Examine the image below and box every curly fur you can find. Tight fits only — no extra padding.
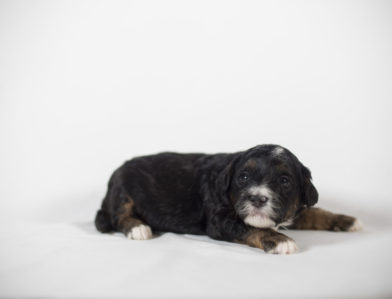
[95,144,318,245]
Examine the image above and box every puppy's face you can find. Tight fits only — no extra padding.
[227,145,318,229]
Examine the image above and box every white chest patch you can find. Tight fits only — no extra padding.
[276,218,294,229]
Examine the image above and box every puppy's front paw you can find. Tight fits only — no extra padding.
[332,215,363,232]
[126,224,153,240]
[262,235,298,255]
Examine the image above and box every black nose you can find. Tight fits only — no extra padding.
[248,195,269,207]
[259,196,269,203]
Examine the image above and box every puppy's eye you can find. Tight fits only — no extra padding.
[279,175,290,185]
[237,173,249,184]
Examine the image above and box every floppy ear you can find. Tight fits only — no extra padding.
[300,165,318,207]
[215,155,239,200]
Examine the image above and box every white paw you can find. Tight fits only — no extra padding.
[348,219,363,232]
[269,239,298,255]
[126,224,153,240]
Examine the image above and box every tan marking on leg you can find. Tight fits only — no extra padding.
[240,229,298,254]
[291,208,361,231]
[116,196,152,239]
[117,200,142,233]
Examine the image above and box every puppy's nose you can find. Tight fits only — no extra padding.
[259,196,269,203]
[248,195,269,207]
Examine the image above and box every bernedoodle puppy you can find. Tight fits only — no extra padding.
[95,144,362,254]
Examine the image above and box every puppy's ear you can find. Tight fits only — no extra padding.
[300,165,318,207]
[216,155,239,198]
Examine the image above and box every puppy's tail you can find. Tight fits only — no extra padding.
[95,209,113,233]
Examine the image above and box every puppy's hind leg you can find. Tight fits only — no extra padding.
[290,208,362,232]
[115,196,153,240]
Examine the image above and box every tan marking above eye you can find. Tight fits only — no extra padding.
[244,159,258,168]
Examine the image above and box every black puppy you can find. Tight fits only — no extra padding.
[95,144,361,254]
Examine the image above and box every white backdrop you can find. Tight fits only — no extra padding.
[1,1,392,298]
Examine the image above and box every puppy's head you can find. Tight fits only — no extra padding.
[218,144,318,229]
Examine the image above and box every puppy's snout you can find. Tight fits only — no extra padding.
[248,195,269,207]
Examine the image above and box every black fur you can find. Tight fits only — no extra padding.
[95,144,318,244]
[95,210,112,233]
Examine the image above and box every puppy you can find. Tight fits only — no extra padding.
[95,144,362,254]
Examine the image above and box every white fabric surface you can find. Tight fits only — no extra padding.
[1,199,392,298]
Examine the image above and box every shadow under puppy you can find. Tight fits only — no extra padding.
[95,144,362,254]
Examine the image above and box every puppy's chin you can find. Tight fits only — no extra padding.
[244,214,276,229]
[240,201,276,229]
